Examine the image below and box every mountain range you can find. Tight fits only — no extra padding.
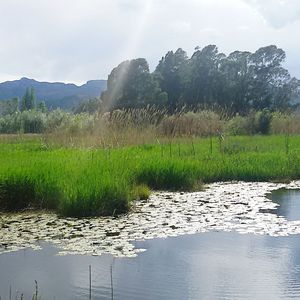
[0,77,107,110]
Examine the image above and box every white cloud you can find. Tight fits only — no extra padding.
[0,0,299,83]
[170,21,192,34]
[242,0,300,28]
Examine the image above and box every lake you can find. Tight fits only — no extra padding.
[1,184,300,299]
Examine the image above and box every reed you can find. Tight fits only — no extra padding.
[1,135,300,216]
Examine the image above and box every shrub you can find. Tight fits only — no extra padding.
[226,115,249,135]
[159,110,224,137]
[133,184,151,200]
[255,109,272,134]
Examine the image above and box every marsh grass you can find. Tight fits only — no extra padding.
[1,134,300,216]
[133,184,151,200]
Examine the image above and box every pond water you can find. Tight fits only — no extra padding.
[1,186,300,299]
[271,189,300,221]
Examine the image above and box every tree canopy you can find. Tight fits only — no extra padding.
[101,45,300,114]
[21,87,36,111]
[101,58,166,111]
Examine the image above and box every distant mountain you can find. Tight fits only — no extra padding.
[0,77,107,110]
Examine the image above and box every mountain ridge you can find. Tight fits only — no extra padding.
[0,77,107,110]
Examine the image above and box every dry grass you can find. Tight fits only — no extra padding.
[42,108,226,148]
[271,112,300,134]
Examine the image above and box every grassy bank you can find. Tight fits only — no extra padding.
[1,135,300,217]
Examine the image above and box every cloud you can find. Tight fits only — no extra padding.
[0,0,299,83]
[242,0,300,28]
[169,21,192,34]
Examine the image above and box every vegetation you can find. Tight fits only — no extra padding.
[21,87,36,111]
[1,132,300,217]
[102,45,300,114]
[1,44,300,217]
[1,106,300,137]
[0,97,19,116]
[0,45,299,137]
[0,77,107,111]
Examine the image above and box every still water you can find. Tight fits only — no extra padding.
[1,189,300,300]
[271,189,300,221]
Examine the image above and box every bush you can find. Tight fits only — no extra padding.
[255,109,272,134]
[159,110,224,137]
[226,115,249,135]
[0,111,46,134]
[133,184,151,200]
[270,112,300,134]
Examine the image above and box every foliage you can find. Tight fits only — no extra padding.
[0,110,96,134]
[21,87,36,111]
[133,184,151,200]
[102,45,300,114]
[154,48,188,111]
[0,97,19,116]
[74,97,102,114]
[101,58,163,110]
[2,107,300,138]
[2,135,300,216]
[255,109,272,134]
[159,111,223,137]
[226,115,252,135]
[37,101,47,113]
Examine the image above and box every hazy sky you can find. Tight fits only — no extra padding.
[0,0,299,84]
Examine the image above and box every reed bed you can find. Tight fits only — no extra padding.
[1,134,300,216]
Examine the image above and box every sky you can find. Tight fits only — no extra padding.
[0,0,300,85]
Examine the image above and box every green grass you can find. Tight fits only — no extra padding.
[1,135,300,217]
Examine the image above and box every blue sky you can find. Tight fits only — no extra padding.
[0,0,299,84]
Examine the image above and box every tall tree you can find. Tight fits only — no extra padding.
[0,97,19,116]
[101,58,164,110]
[101,44,300,113]
[21,87,36,111]
[183,45,225,108]
[249,45,294,110]
[154,48,188,111]
[37,101,47,113]
[29,87,36,110]
[219,51,253,114]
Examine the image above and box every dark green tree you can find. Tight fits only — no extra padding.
[183,45,226,108]
[29,87,36,110]
[0,97,19,116]
[21,87,36,111]
[101,58,162,110]
[219,51,253,114]
[154,48,188,111]
[249,45,289,110]
[101,44,299,114]
[37,101,47,113]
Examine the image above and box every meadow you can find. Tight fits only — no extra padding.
[1,134,300,217]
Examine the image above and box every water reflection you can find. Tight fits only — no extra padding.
[1,232,300,299]
[270,189,300,221]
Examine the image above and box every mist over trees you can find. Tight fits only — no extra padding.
[101,58,167,110]
[102,45,300,114]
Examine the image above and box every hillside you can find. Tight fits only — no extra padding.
[0,77,107,110]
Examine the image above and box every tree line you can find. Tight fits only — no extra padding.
[0,87,47,117]
[101,45,300,114]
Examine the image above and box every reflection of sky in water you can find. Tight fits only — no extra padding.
[271,189,300,221]
[126,233,299,300]
[1,188,300,299]
[1,232,300,299]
